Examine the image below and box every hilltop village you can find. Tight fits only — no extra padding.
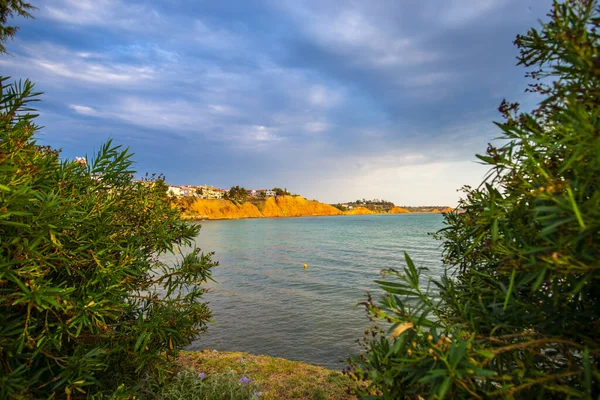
[166,184,288,200]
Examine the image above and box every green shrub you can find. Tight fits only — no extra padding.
[157,369,261,400]
[350,0,600,398]
[0,78,217,398]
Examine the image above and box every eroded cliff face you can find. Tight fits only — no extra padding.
[387,206,410,214]
[261,196,343,217]
[183,196,342,220]
[180,196,435,220]
[343,207,376,215]
[186,199,263,220]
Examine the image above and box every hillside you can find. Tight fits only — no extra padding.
[177,196,458,220]
[343,206,376,215]
[176,350,361,399]
[388,206,410,214]
[181,195,343,220]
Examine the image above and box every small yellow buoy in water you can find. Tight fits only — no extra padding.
[303,264,307,269]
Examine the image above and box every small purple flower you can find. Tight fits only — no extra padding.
[198,372,205,379]
[176,371,181,377]
[253,392,262,397]
[240,376,251,385]
[238,357,244,363]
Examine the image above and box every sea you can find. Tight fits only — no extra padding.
[162,213,446,370]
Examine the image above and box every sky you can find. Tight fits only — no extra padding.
[1,0,552,206]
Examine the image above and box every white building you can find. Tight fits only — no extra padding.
[167,184,226,199]
[204,187,223,199]
[168,186,182,197]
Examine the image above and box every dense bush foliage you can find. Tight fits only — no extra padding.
[351,0,599,398]
[0,78,217,398]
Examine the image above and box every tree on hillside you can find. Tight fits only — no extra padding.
[351,0,600,398]
[227,185,247,203]
[272,187,289,196]
[333,204,348,212]
[0,0,35,54]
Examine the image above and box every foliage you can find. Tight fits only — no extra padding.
[151,177,169,197]
[157,369,261,400]
[272,187,289,197]
[226,185,248,203]
[0,0,35,54]
[332,204,348,212]
[350,1,600,398]
[0,77,217,398]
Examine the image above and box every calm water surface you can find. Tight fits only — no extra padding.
[163,214,445,369]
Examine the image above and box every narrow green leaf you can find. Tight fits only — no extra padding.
[503,269,516,310]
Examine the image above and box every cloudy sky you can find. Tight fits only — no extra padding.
[2,0,551,205]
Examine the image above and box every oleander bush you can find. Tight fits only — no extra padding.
[0,78,217,398]
[351,0,600,398]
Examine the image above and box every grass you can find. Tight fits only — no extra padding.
[156,368,261,400]
[175,350,363,400]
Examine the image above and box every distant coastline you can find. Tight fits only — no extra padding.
[177,196,452,221]
[182,212,445,222]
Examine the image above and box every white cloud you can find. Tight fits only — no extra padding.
[308,85,341,107]
[112,97,211,132]
[2,42,155,86]
[75,52,104,59]
[192,20,250,52]
[69,104,100,116]
[207,104,240,116]
[245,125,279,142]
[36,59,153,84]
[279,4,439,69]
[64,97,280,147]
[436,0,505,26]
[304,121,330,134]
[43,0,162,32]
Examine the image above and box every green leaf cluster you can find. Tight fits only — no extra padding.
[271,188,289,197]
[0,78,217,398]
[225,186,247,204]
[0,0,34,54]
[350,1,600,398]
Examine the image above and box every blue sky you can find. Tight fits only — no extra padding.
[2,0,551,205]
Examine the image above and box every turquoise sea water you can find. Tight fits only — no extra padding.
[164,213,446,370]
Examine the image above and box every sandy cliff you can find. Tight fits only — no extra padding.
[183,196,343,220]
[387,206,410,214]
[261,196,343,217]
[343,207,376,215]
[186,199,263,220]
[179,196,457,220]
